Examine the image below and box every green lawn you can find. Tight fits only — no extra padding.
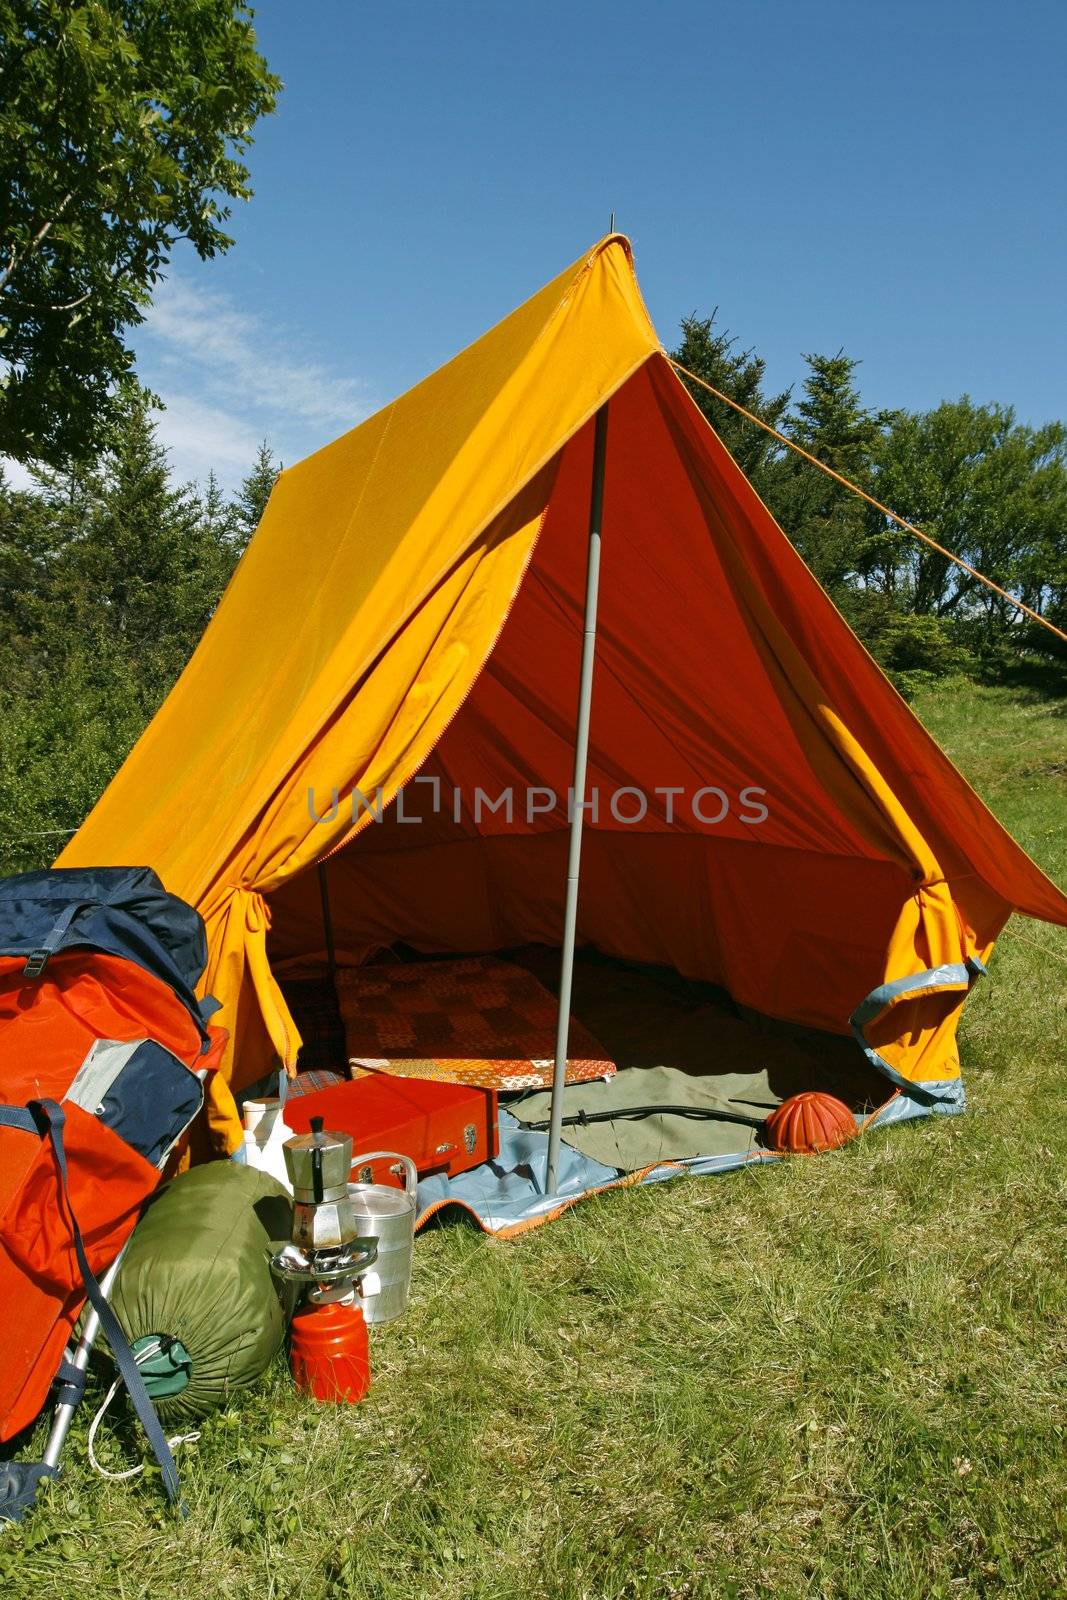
[3,682,1065,1600]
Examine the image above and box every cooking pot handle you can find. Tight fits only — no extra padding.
[350,1149,418,1194]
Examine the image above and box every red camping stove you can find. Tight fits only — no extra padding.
[290,1292,371,1405]
[270,1119,377,1406]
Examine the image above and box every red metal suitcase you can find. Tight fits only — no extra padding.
[284,1073,498,1184]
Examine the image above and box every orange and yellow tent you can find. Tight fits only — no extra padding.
[60,236,1067,1155]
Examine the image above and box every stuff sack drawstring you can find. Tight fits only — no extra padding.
[87,1339,200,1483]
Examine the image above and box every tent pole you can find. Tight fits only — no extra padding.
[318,861,337,982]
[546,403,609,1197]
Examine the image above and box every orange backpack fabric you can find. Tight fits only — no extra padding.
[0,951,224,1443]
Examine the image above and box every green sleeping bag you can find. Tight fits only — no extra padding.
[110,1162,292,1423]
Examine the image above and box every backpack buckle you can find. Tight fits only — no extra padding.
[23,949,50,978]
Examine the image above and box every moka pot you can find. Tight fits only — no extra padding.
[283,1117,359,1256]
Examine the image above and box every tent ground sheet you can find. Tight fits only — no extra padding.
[504,948,887,1171]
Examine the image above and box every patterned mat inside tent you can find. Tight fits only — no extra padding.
[335,955,616,1092]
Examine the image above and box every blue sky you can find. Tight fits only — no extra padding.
[131,0,1066,490]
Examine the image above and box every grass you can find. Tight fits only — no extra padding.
[2,680,1066,1599]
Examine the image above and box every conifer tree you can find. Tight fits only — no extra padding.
[775,351,896,599]
[0,388,241,868]
[232,441,280,550]
[671,314,791,505]
[63,389,228,691]
[197,470,237,546]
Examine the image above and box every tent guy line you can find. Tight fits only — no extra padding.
[1006,924,1067,972]
[668,358,1067,649]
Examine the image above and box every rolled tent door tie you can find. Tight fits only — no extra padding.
[199,886,304,1152]
[848,956,988,1103]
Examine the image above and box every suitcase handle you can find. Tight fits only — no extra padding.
[350,1149,418,1194]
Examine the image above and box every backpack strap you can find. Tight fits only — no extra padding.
[22,901,86,977]
[0,1461,59,1523]
[53,1358,87,1408]
[0,1100,184,1512]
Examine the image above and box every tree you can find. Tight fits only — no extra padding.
[66,388,235,681]
[0,387,246,870]
[232,440,280,549]
[670,314,791,504]
[0,465,66,664]
[774,351,897,600]
[196,469,238,546]
[0,0,279,465]
[868,400,1067,653]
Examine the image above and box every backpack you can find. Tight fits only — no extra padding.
[0,867,225,1507]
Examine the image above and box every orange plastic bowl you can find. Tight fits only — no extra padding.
[764,1091,857,1155]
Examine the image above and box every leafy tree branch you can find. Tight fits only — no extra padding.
[0,0,280,465]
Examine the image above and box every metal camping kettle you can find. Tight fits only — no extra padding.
[347,1152,418,1325]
